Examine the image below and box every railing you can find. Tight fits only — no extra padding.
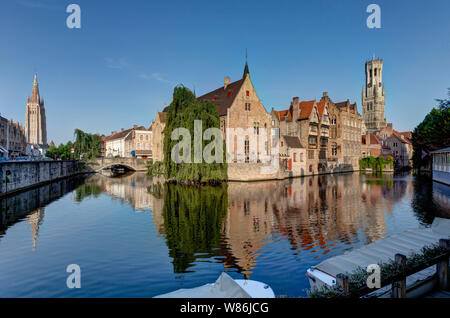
[336,239,450,298]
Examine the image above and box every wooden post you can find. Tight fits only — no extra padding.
[391,254,407,298]
[336,273,349,297]
[437,239,450,291]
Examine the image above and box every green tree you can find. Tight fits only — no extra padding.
[412,89,450,169]
[163,86,227,184]
[73,129,102,159]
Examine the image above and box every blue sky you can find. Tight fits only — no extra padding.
[1,0,449,144]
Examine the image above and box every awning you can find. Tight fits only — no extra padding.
[0,145,8,153]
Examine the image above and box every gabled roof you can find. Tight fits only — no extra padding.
[273,109,291,121]
[299,100,316,120]
[196,78,245,116]
[362,133,381,145]
[392,130,412,145]
[399,131,412,139]
[157,112,167,123]
[316,101,327,116]
[105,128,132,141]
[283,135,304,148]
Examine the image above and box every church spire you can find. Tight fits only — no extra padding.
[31,73,40,103]
[242,49,250,78]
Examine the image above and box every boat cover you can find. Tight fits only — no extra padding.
[154,272,252,298]
[313,217,450,277]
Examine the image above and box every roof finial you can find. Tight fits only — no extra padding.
[243,49,250,78]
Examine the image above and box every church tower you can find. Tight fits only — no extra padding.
[362,58,386,133]
[25,73,47,145]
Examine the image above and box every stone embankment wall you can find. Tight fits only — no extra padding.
[0,160,79,196]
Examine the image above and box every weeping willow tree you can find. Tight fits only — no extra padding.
[162,183,228,273]
[163,86,227,184]
[73,129,102,159]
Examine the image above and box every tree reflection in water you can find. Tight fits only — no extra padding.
[162,183,228,273]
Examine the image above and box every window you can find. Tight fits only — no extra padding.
[308,150,314,160]
[293,153,297,162]
[281,141,284,147]
[332,143,337,156]
[272,120,275,126]
[309,136,317,145]
[300,153,304,162]
[145,135,148,140]
[245,140,250,162]
[245,103,251,111]
[254,122,260,135]
[246,90,249,96]
[140,135,143,140]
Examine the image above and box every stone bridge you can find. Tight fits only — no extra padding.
[86,157,150,172]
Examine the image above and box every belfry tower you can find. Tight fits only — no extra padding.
[25,73,47,145]
[362,58,386,133]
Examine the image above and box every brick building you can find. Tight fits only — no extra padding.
[0,116,27,158]
[272,97,331,175]
[151,111,167,162]
[196,61,272,163]
[361,132,382,158]
[105,125,152,158]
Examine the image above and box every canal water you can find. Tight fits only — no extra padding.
[0,172,448,297]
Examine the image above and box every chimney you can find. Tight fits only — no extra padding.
[133,124,138,129]
[224,76,230,89]
[292,97,300,120]
[323,92,328,97]
[121,128,124,132]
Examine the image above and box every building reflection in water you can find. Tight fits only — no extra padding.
[0,175,87,250]
[76,172,439,279]
[147,172,430,278]
[5,171,441,277]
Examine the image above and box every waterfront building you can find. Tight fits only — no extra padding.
[272,98,326,174]
[384,130,413,169]
[279,135,306,176]
[362,58,387,133]
[125,125,152,159]
[334,100,362,170]
[196,60,272,163]
[25,74,47,146]
[105,125,152,158]
[0,115,8,157]
[151,111,167,162]
[361,132,382,158]
[105,128,131,157]
[0,115,27,158]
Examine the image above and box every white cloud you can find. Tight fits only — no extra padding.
[105,57,129,70]
[139,72,172,84]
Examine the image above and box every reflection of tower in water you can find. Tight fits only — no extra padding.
[25,208,45,250]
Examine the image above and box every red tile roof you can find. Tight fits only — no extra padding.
[316,101,326,116]
[196,78,245,116]
[392,130,412,144]
[299,100,316,120]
